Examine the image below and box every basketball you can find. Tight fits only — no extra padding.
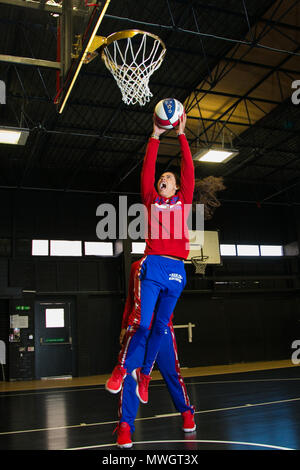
[154,98,184,130]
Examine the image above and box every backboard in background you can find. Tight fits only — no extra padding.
[54,0,111,114]
[186,230,221,265]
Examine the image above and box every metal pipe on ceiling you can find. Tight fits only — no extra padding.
[0,54,61,69]
[0,0,61,13]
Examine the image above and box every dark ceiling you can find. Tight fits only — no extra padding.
[0,0,300,207]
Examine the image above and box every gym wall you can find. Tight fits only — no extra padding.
[0,188,299,380]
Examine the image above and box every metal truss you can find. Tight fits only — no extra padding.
[107,0,300,193]
[1,0,300,198]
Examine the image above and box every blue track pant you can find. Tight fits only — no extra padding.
[118,255,186,376]
[118,323,194,433]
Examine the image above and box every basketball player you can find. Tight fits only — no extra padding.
[115,260,196,448]
[106,111,195,404]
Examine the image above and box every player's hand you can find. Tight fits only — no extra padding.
[176,110,186,135]
[119,328,127,345]
[152,114,167,136]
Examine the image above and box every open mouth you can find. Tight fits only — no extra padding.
[160,182,167,190]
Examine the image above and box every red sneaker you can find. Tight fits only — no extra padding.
[114,422,132,449]
[132,368,151,404]
[105,365,127,394]
[182,410,196,432]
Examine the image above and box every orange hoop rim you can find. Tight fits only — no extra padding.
[101,29,166,50]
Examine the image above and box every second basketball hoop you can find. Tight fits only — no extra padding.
[191,255,209,276]
[100,30,166,106]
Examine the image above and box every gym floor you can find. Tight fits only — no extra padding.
[0,360,299,452]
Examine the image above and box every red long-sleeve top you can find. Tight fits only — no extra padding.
[141,134,195,260]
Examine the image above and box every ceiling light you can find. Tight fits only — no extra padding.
[0,127,29,145]
[46,0,61,17]
[193,148,238,163]
[46,0,62,6]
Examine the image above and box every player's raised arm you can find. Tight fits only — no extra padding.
[176,112,195,205]
[140,119,166,205]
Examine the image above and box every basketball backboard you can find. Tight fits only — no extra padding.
[54,0,111,114]
[186,230,221,265]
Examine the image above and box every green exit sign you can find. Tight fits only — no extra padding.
[16,306,31,311]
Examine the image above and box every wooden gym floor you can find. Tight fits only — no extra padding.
[0,360,299,452]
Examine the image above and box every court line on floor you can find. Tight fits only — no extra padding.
[0,396,300,437]
[152,377,300,387]
[66,439,294,451]
[1,376,300,398]
[156,396,300,417]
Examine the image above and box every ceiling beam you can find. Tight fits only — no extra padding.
[171,0,300,34]
[0,0,61,13]
[0,53,61,69]
[103,8,300,58]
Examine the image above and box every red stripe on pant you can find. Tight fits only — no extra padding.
[118,257,146,368]
[169,323,191,408]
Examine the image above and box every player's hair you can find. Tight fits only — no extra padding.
[172,172,181,191]
[194,176,226,220]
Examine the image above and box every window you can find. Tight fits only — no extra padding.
[220,244,236,256]
[237,245,260,256]
[32,239,49,256]
[31,239,115,257]
[217,242,284,258]
[45,308,65,328]
[260,245,283,256]
[131,242,146,254]
[50,240,82,257]
[84,241,113,256]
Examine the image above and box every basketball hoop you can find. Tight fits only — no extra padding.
[191,256,209,275]
[100,30,166,106]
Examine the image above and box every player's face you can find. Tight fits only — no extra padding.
[157,172,178,198]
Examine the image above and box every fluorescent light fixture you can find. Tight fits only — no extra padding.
[46,0,62,5]
[0,127,29,145]
[193,148,238,163]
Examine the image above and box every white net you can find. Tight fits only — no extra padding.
[101,32,166,106]
[191,256,209,275]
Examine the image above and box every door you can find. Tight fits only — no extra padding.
[35,301,74,379]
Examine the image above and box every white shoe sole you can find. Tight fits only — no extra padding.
[131,369,148,404]
[117,442,133,449]
[131,368,138,382]
[182,425,197,433]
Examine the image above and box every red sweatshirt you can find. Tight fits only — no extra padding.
[141,134,195,260]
